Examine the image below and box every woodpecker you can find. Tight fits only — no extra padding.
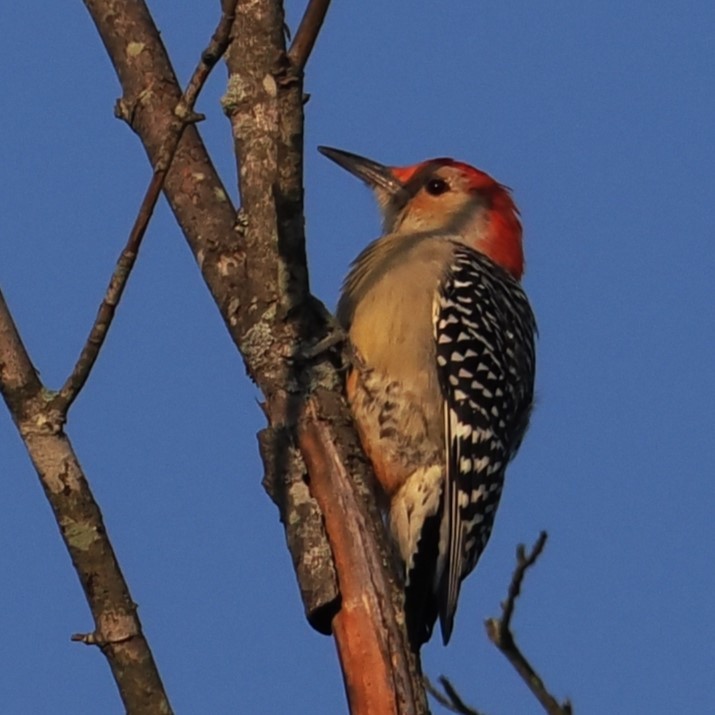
[319,146,536,648]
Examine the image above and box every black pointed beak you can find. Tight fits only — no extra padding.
[318,146,404,197]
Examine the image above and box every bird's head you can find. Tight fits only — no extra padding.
[319,146,524,279]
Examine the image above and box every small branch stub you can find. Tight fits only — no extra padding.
[258,426,340,633]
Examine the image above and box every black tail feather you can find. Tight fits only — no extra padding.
[404,506,442,650]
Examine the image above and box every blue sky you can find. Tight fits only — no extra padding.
[1,2,714,713]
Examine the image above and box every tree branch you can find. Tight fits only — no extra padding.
[0,289,173,715]
[298,397,427,713]
[426,533,570,715]
[425,676,486,715]
[288,0,332,71]
[486,532,572,715]
[83,0,238,269]
[0,4,239,711]
[81,0,428,711]
[259,424,339,631]
[55,0,236,414]
[222,1,427,710]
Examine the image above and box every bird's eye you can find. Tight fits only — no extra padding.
[425,178,449,196]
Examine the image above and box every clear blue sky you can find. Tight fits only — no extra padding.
[2,2,714,713]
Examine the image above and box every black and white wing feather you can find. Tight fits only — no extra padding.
[434,244,536,644]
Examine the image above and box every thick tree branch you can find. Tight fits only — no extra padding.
[0,290,172,715]
[259,424,339,631]
[81,0,427,712]
[298,397,427,713]
[222,2,427,711]
[486,532,572,715]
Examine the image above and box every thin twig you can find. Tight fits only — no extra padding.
[485,532,573,715]
[53,172,161,412]
[181,0,237,114]
[425,676,486,715]
[54,1,237,414]
[288,0,332,71]
[501,531,548,629]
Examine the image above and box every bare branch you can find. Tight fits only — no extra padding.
[54,170,162,412]
[83,0,238,294]
[0,3,240,711]
[259,424,339,632]
[486,532,572,715]
[502,531,548,630]
[425,676,486,715]
[0,290,173,715]
[0,291,42,405]
[179,0,237,115]
[55,1,236,413]
[298,398,426,714]
[427,533,569,715]
[288,0,332,71]
[221,1,428,709]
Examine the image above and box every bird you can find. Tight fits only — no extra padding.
[319,145,537,648]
